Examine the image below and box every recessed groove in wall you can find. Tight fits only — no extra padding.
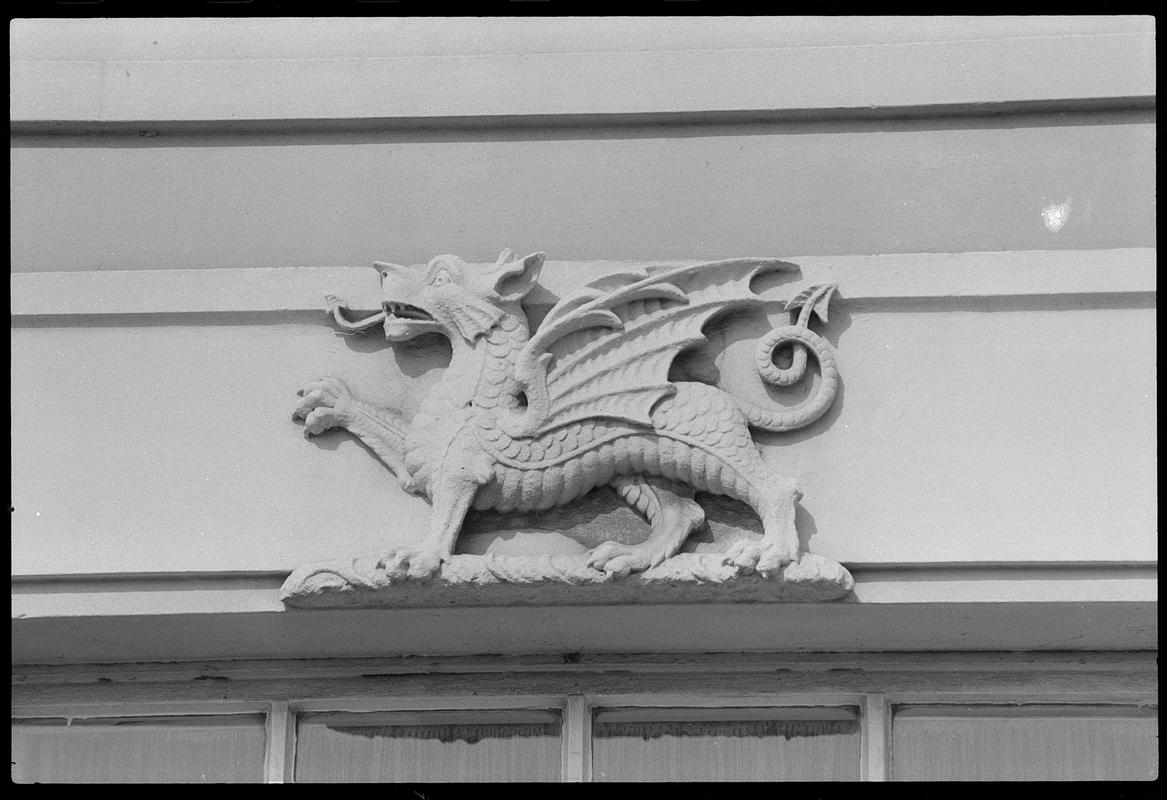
[847,561,1159,573]
[11,291,1157,330]
[11,250,1156,321]
[844,292,1157,314]
[9,101,1156,148]
[10,570,291,591]
[11,562,1158,589]
[10,310,329,329]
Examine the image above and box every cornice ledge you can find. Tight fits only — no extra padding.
[280,552,854,609]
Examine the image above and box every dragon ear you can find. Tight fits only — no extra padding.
[490,251,544,302]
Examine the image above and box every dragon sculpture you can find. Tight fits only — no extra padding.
[291,250,839,586]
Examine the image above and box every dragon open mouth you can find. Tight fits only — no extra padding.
[383,302,434,322]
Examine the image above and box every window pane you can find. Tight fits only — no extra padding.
[11,715,266,784]
[892,705,1158,781]
[592,707,860,782]
[294,710,562,782]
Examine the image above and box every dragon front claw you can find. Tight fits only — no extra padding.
[294,377,356,435]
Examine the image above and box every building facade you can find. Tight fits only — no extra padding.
[11,17,1157,782]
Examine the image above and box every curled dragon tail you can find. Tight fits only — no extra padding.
[737,283,840,433]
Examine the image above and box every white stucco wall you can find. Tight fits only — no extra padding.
[9,257,1157,575]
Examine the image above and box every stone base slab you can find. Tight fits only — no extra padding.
[279,552,854,608]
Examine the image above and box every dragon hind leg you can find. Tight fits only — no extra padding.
[720,473,802,577]
[669,440,802,576]
[650,384,803,576]
[587,475,706,577]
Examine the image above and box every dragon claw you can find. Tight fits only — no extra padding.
[721,539,798,577]
[587,542,669,577]
[376,547,444,582]
[722,540,760,571]
[294,378,355,434]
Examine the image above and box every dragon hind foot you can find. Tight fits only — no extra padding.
[586,540,676,578]
[375,546,445,582]
[721,538,799,578]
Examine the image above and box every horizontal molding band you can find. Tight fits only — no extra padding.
[12,602,1157,664]
[10,31,1155,123]
[12,565,1157,619]
[10,97,1157,139]
[10,249,1156,324]
[14,670,1158,711]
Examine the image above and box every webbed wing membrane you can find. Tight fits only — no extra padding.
[506,259,794,438]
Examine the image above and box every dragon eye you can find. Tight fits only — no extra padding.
[431,272,450,287]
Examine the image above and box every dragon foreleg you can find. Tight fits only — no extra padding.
[343,402,419,493]
[375,430,494,581]
[375,474,478,580]
[295,378,418,494]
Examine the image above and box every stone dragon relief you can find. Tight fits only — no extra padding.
[281,251,852,607]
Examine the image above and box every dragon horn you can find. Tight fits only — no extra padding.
[496,248,516,264]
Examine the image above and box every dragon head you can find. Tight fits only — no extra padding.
[373,250,545,343]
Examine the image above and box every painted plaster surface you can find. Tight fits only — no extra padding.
[10,297,1156,576]
[10,119,1155,274]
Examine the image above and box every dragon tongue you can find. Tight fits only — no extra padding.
[387,303,432,321]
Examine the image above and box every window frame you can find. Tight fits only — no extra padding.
[12,654,1157,783]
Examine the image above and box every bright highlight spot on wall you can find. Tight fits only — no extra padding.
[1041,198,1073,232]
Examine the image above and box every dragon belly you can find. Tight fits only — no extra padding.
[474,418,631,512]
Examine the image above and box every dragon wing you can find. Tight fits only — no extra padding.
[503,259,795,438]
